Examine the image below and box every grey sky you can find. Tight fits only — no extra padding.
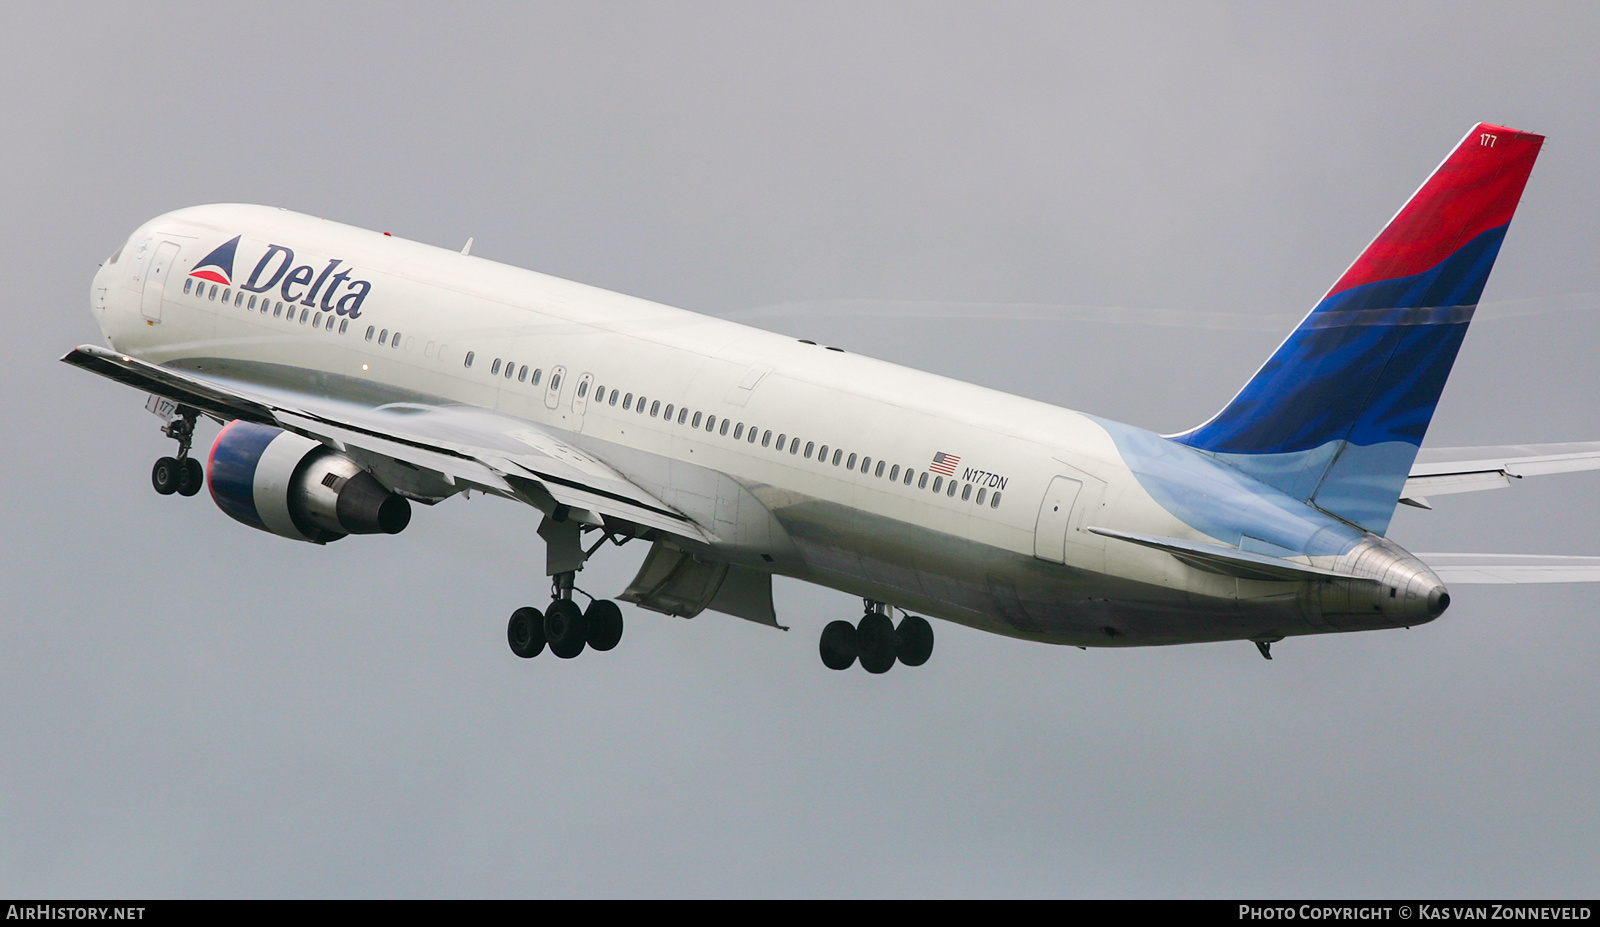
[3,2,1598,897]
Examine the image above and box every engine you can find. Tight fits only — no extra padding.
[207,420,411,543]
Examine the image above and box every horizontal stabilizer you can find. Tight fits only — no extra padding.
[1402,442,1600,504]
[1417,553,1600,584]
[1088,527,1341,582]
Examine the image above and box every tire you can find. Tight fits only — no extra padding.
[585,600,624,652]
[176,457,204,496]
[819,619,859,670]
[895,615,934,667]
[857,613,897,674]
[544,599,587,659]
[151,457,179,495]
[507,606,546,659]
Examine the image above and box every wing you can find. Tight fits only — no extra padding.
[1417,553,1600,584]
[61,344,710,542]
[1400,442,1600,508]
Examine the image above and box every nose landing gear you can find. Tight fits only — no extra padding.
[150,406,203,497]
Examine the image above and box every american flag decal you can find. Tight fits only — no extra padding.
[929,452,960,476]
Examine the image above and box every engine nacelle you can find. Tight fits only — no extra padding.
[207,420,412,543]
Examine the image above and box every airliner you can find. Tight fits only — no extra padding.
[65,122,1600,671]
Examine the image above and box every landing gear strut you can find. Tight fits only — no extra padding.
[504,517,628,662]
[820,600,935,673]
[151,406,203,497]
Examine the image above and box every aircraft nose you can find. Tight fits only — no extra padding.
[1427,585,1451,618]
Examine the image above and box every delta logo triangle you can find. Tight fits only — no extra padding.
[189,235,240,286]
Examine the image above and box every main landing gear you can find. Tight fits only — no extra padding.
[819,600,934,673]
[507,573,626,660]
[151,407,203,497]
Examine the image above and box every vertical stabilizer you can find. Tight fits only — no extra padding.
[1172,123,1543,534]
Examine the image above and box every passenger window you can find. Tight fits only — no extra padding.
[366,326,375,341]
[313,313,323,328]
[494,360,503,378]
[918,472,928,489]
[593,385,603,401]
[664,403,674,421]
[733,424,743,440]
[505,362,515,379]
[392,332,401,348]
[650,400,660,417]
[338,319,348,334]
[805,441,814,459]
[947,480,958,497]
[692,412,702,428]
[677,407,687,425]
[832,449,842,466]
[183,278,193,294]
[274,302,283,318]
[705,415,714,432]
[623,392,633,411]
[235,292,244,307]
[932,476,942,493]
[519,366,528,383]
[578,381,589,398]
[889,465,899,482]
[975,488,986,505]
[990,492,1002,508]
[300,308,309,323]
[760,430,770,447]
[222,288,231,302]
[247,295,256,309]
[209,285,218,300]
[862,456,872,474]
[532,369,542,386]
[380,329,389,345]
[464,351,475,368]
[609,390,618,407]
[846,453,856,469]
[720,419,730,436]
[748,427,759,444]
[818,445,828,461]
[551,373,562,392]
[904,469,913,485]
[961,484,972,501]
[775,434,785,452]
[875,461,885,478]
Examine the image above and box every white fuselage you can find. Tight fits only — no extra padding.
[89,204,1444,647]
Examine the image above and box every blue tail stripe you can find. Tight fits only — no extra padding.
[1178,224,1506,456]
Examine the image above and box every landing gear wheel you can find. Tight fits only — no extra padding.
[507,607,546,659]
[584,600,624,652]
[819,620,859,670]
[152,457,179,495]
[857,613,897,674]
[895,615,934,667]
[176,457,204,497]
[544,599,587,659]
